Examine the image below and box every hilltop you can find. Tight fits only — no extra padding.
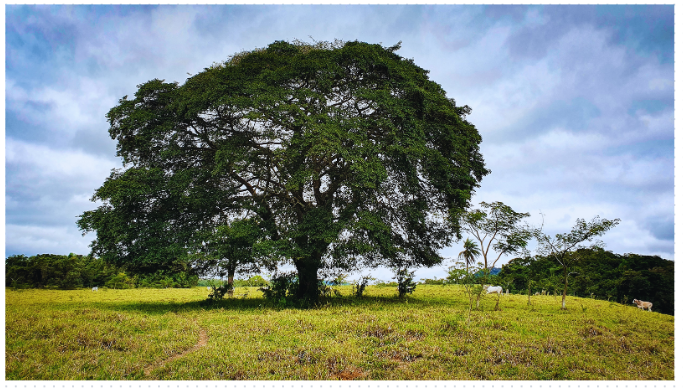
[5,284,673,380]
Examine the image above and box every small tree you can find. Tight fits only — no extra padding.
[200,218,263,292]
[458,263,484,323]
[446,260,468,284]
[457,238,481,274]
[353,275,375,298]
[460,202,534,279]
[460,201,533,308]
[394,268,417,298]
[535,216,620,310]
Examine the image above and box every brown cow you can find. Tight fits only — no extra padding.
[633,299,653,312]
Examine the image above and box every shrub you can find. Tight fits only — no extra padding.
[422,278,448,285]
[136,271,199,288]
[331,274,350,286]
[353,275,375,298]
[244,275,270,287]
[105,273,135,289]
[394,268,417,298]
[318,280,333,298]
[375,281,399,287]
[207,281,233,301]
[259,272,298,305]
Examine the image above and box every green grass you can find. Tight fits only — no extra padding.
[5,285,674,380]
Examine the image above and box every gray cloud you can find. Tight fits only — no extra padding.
[4,5,674,275]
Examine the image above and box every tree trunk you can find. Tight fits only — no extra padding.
[295,255,321,303]
[527,281,532,306]
[562,266,568,310]
[227,266,235,297]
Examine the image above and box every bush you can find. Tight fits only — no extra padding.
[422,278,448,285]
[331,274,350,286]
[318,280,333,298]
[353,275,375,298]
[105,273,135,289]
[375,281,398,287]
[242,275,270,287]
[5,253,120,290]
[394,268,417,298]
[136,271,199,288]
[207,281,233,301]
[259,272,298,305]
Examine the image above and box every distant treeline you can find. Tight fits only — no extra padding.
[498,248,674,315]
[5,254,198,289]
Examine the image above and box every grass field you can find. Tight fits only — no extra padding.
[5,285,674,380]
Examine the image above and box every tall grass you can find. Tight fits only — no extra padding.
[5,285,673,380]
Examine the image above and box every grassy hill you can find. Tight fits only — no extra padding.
[5,285,673,380]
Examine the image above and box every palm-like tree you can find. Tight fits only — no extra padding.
[458,238,481,273]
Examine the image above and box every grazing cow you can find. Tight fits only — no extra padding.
[483,285,503,295]
[92,287,98,291]
[633,299,653,312]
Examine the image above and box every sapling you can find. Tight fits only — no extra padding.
[394,268,417,298]
[353,275,375,298]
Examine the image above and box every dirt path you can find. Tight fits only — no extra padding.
[144,325,208,378]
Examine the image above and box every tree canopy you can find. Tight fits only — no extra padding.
[535,216,620,309]
[460,201,534,277]
[78,40,489,302]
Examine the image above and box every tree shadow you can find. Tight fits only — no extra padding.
[87,294,432,315]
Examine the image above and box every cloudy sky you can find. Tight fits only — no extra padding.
[5,5,675,281]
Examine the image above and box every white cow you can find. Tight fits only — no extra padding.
[92,287,98,291]
[483,285,503,295]
[633,299,653,312]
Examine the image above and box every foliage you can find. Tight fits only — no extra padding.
[5,253,200,290]
[207,281,234,301]
[460,202,534,279]
[330,274,350,286]
[136,271,199,288]
[394,268,417,298]
[5,287,674,380]
[78,39,489,302]
[238,275,271,287]
[535,216,620,310]
[352,275,375,297]
[259,272,299,306]
[421,278,448,285]
[374,281,399,287]
[198,218,264,289]
[446,260,484,284]
[5,253,120,290]
[105,272,136,289]
[457,238,481,272]
[498,248,674,315]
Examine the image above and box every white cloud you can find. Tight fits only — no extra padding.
[5,5,674,269]
[6,138,116,183]
[6,224,92,256]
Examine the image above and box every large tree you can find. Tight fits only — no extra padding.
[78,40,489,302]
